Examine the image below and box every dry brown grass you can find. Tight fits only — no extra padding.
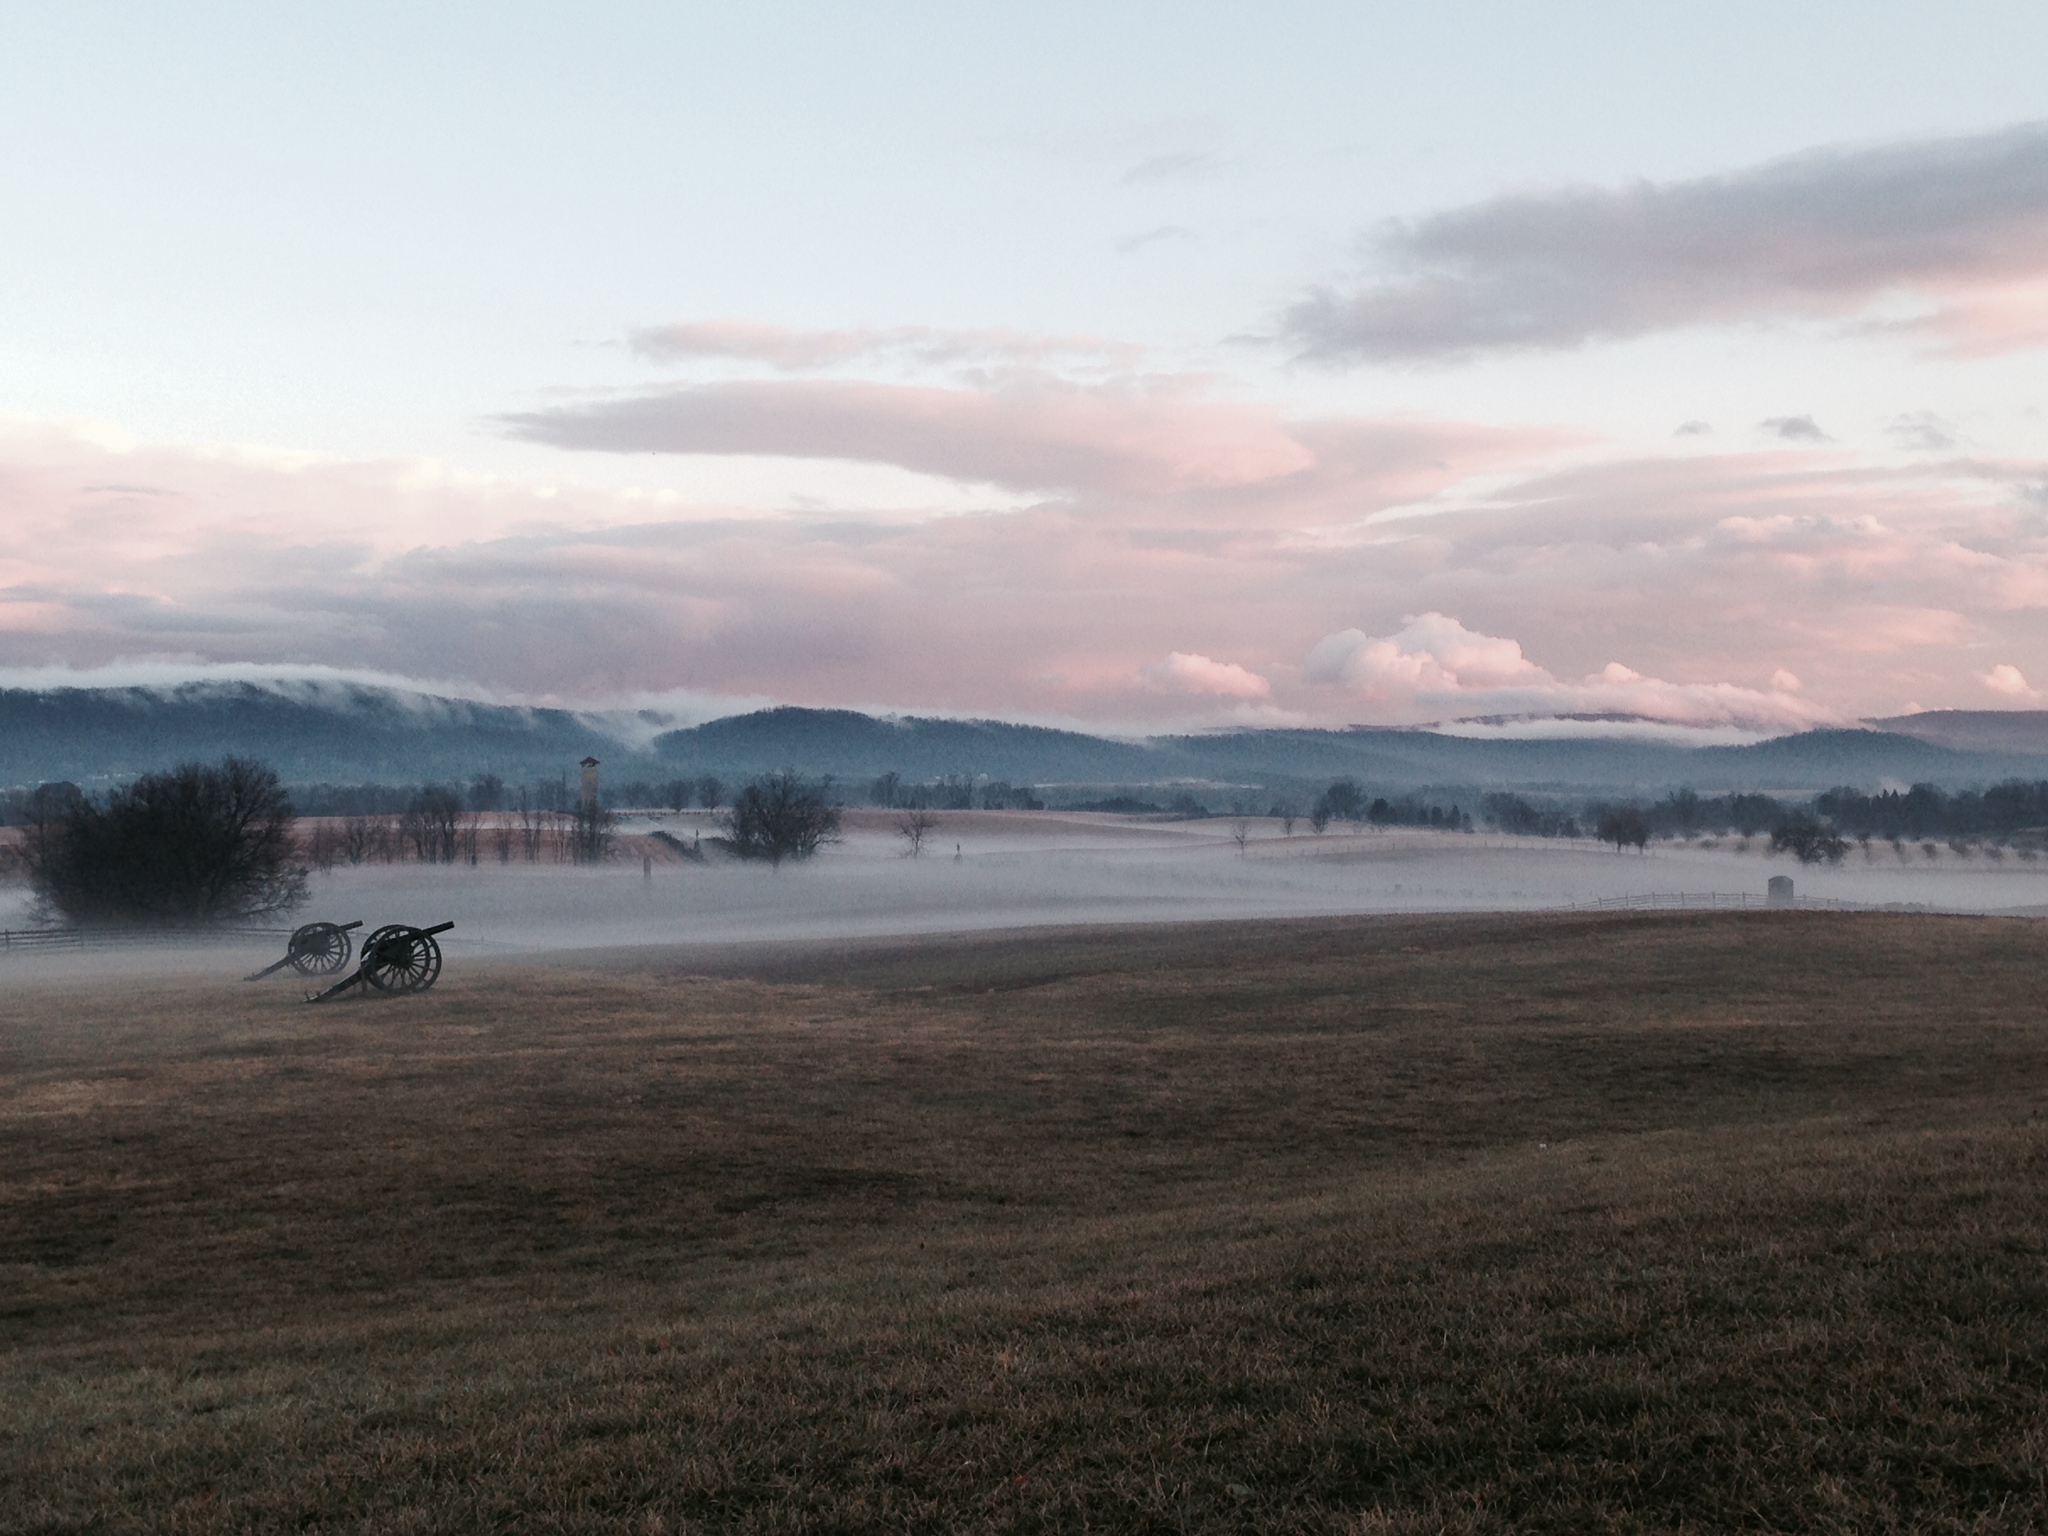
[4,911,2048,1532]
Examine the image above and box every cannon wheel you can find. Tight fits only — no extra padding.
[360,924,443,995]
[286,921,354,976]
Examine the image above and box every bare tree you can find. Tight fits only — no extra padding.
[401,786,465,863]
[1772,819,1848,865]
[515,791,546,861]
[26,757,306,926]
[1229,818,1251,856]
[571,800,616,864]
[304,819,341,872]
[720,771,841,868]
[696,775,723,812]
[18,782,83,890]
[340,814,377,866]
[1317,779,1366,827]
[1597,807,1650,853]
[897,806,938,857]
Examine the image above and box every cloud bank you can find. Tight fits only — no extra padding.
[1289,122,2048,360]
[7,379,2047,729]
[1305,613,1837,731]
[502,376,1555,512]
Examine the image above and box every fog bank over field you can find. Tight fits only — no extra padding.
[12,813,2045,977]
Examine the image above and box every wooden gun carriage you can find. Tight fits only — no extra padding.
[244,920,363,980]
[306,922,456,1001]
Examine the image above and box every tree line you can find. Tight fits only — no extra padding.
[6,758,851,926]
[1478,782,2048,843]
[283,773,727,818]
[20,757,2048,926]
[1481,781,2048,862]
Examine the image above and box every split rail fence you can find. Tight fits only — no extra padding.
[0,926,296,954]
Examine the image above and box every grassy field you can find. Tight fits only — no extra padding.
[4,911,2048,1533]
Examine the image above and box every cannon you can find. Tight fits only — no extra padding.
[307,921,455,1002]
[245,920,363,980]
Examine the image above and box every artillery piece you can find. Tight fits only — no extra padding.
[307,921,455,1002]
[245,920,363,981]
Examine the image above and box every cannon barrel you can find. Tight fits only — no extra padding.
[357,920,454,956]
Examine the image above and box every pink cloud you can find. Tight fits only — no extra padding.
[5,411,2048,730]
[1304,613,1843,730]
[1141,651,1270,698]
[1983,663,2042,701]
[503,377,1567,523]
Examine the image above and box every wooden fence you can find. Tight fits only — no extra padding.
[0,926,296,953]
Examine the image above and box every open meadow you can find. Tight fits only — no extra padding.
[5,910,2048,1532]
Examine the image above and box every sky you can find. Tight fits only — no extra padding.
[4,1,2048,735]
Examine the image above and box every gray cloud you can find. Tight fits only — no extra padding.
[1108,115,1225,186]
[1889,411,1960,452]
[499,378,1554,513]
[1288,122,2048,361]
[1761,416,1830,442]
[1674,421,1713,437]
[508,379,1318,500]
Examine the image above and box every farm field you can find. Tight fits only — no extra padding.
[4,910,2048,1532]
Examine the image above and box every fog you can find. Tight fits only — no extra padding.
[7,810,2048,983]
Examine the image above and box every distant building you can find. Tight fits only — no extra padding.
[1767,874,1794,907]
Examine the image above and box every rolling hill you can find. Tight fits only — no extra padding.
[8,682,2048,803]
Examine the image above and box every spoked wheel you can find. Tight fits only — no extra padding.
[286,921,354,975]
[360,924,443,994]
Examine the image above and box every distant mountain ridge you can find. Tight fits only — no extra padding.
[650,713,2016,794]
[1863,710,2048,756]
[0,681,659,788]
[8,683,2048,799]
